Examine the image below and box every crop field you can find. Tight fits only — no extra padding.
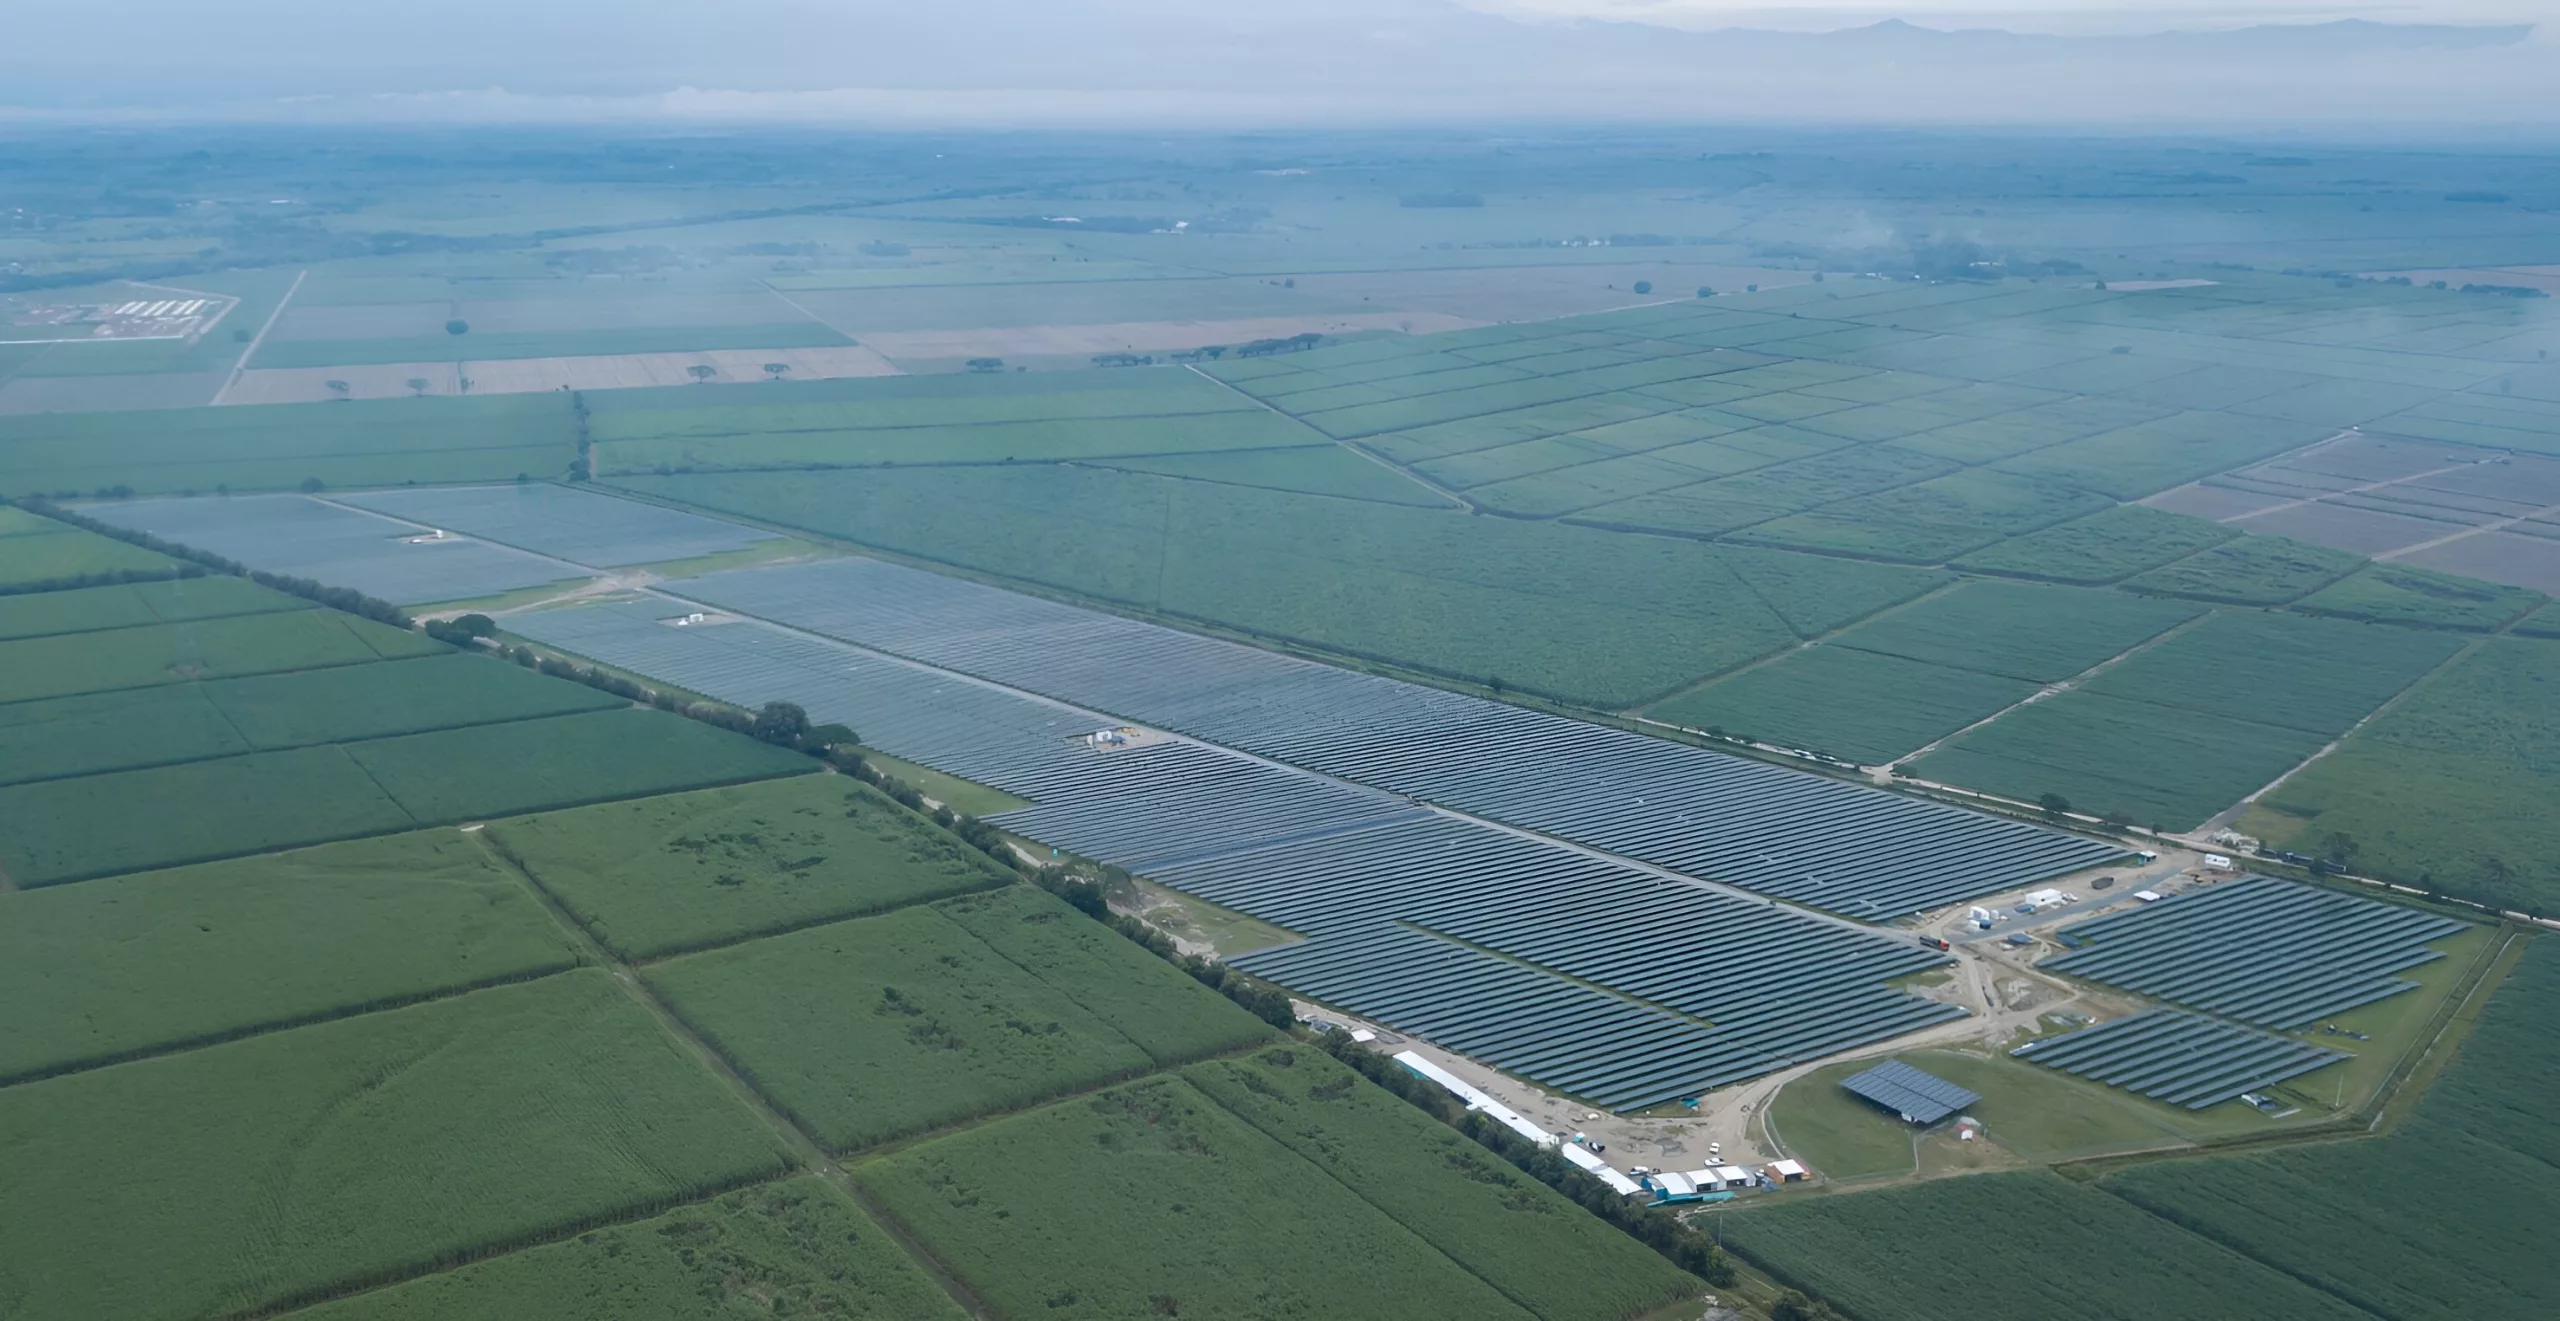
[0,573,303,641]
[0,654,623,787]
[0,608,439,705]
[1909,691,2326,830]
[2075,609,2465,737]
[1645,644,2035,764]
[487,775,1016,959]
[0,971,793,1321]
[857,1074,1555,1321]
[0,829,577,1082]
[291,1177,966,1321]
[642,900,1155,1150]
[1718,1170,2370,1321]
[0,521,184,588]
[1826,580,2205,683]
[0,392,577,495]
[1182,1046,1697,1321]
[2293,562,2545,631]
[2254,639,2560,915]
[2122,532,2367,603]
[1951,503,2237,584]
[2102,940,2560,1321]
[344,708,814,822]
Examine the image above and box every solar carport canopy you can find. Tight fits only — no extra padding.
[1839,1059,1979,1124]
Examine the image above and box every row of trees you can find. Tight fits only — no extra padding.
[19,498,413,628]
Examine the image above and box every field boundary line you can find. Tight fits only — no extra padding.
[1181,362,1471,510]
[469,823,998,1319]
[210,268,306,406]
[1630,575,1970,716]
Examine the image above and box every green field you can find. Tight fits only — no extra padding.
[2293,561,2545,631]
[0,829,576,1082]
[2076,609,2464,737]
[646,897,1205,1151]
[0,522,185,588]
[1183,1046,1698,1321]
[2123,533,2366,604]
[0,971,792,1321]
[1647,644,2034,763]
[2254,638,2560,915]
[0,392,578,495]
[1828,580,2205,683]
[0,573,303,641]
[342,707,814,822]
[0,653,622,786]
[0,608,439,705]
[489,774,1015,959]
[2103,939,2560,1321]
[1719,1170,2371,1321]
[1909,690,2326,829]
[1952,503,2238,584]
[292,1178,966,1321]
[857,1074,1549,1321]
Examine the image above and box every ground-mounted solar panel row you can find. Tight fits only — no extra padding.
[509,596,1969,1110]
[2011,1008,2347,1110]
[2045,876,2469,1028]
[333,483,778,568]
[85,493,583,605]
[668,555,2126,916]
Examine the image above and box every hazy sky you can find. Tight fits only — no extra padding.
[1,0,2549,128]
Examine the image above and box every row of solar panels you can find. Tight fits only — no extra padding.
[507,597,1965,1110]
[2046,876,2469,1029]
[2013,1008,2347,1110]
[668,555,2125,917]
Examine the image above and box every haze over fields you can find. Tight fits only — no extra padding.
[2,0,2553,127]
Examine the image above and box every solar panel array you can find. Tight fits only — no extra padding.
[334,484,777,568]
[2012,1008,2347,1110]
[1838,1058,1980,1125]
[667,556,2124,917]
[2045,876,2469,1029]
[84,494,583,605]
[509,597,1967,1110]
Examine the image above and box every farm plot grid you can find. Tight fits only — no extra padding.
[509,596,1970,1110]
[2011,1008,2347,1110]
[83,493,587,604]
[667,555,2125,918]
[2043,875,2470,1028]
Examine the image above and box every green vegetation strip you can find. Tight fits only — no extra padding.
[0,829,577,1083]
[0,971,794,1321]
[0,573,304,641]
[0,609,437,706]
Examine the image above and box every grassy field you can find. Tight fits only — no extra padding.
[292,1177,966,1321]
[1827,580,2204,683]
[1718,1170,2372,1321]
[2123,533,2366,604]
[1646,644,2035,764]
[1909,690,2326,829]
[0,829,576,1082]
[2293,561,2545,631]
[1952,503,2237,584]
[2077,609,2465,737]
[645,901,1167,1151]
[854,1074,1549,1321]
[0,522,185,587]
[0,392,577,495]
[1182,1046,1699,1321]
[0,653,623,786]
[342,707,814,823]
[0,573,303,641]
[488,775,1016,959]
[2254,638,2560,915]
[0,971,792,1321]
[0,608,438,705]
[2102,939,2560,1321]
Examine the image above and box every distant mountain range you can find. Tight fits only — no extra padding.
[1678,18,2536,53]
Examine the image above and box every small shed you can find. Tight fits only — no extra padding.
[1839,1059,1982,1126]
[1763,1159,1808,1183]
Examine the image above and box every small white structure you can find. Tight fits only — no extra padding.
[1700,1165,1756,1190]
[2204,853,2236,871]
[2134,889,2165,903]
[1763,1159,1809,1183]
[2021,887,2065,910]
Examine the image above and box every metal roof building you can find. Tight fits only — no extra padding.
[1838,1059,1979,1125]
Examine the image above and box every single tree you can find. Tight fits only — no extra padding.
[805,722,859,750]
[763,362,790,380]
[1632,280,1653,295]
[299,477,325,494]
[965,357,1005,373]
[686,364,718,383]
[1696,285,1715,298]
[445,319,469,336]
[405,377,431,396]
[324,379,350,397]
[2037,792,2072,820]
[2319,830,2360,869]
[751,701,811,747]
[450,613,499,639]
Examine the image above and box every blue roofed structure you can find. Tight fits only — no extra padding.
[1838,1058,1980,1125]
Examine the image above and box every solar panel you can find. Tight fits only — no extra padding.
[1838,1058,1980,1124]
[2012,1008,2346,1110]
[83,495,584,606]
[333,484,777,568]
